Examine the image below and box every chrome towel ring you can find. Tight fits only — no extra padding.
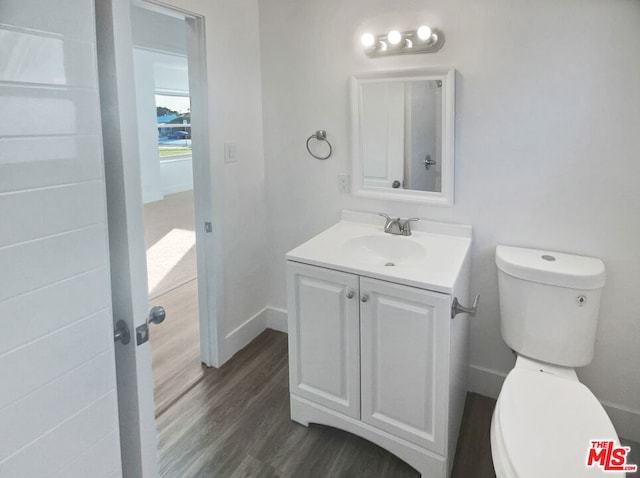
[306,130,332,160]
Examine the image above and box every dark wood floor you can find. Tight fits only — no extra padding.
[150,279,204,417]
[144,190,204,417]
[157,329,497,477]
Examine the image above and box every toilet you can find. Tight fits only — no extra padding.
[491,245,626,477]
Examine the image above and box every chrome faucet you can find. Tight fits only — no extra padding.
[379,213,419,236]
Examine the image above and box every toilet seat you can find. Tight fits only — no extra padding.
[492,367,624,478]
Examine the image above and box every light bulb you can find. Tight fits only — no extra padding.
[417,25,432,41]
[361,33,375,48]
[387,30,401,45]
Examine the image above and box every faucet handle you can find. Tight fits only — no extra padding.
[400,217,419,235]
[378,212,392,227]
[379,213,398,234]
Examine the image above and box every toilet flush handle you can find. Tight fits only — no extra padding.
[451,294,480,319]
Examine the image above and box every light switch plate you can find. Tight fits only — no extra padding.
[224,142,237,163]
[338,173,350,193]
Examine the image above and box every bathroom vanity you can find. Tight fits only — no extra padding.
[286,211,473,477]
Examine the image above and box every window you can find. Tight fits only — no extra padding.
[156,94,191,158]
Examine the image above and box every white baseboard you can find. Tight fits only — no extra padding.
[221,308,269,364]
[219,307,288,365]
[468,364,640,443]
[162,183,193,196]
[467,364,506,399]
[266,307,287,333]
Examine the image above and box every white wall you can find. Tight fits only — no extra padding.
[131,5,192,203]
[132,48,163,203]
[132,48,192,203]
[131,5,187,55]
[160,0,270,364]
[259,0,640,440]
[154,61,189,93]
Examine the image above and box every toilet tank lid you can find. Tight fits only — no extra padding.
[496,245,606,290]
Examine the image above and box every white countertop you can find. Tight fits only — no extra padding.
[286,211,472,294]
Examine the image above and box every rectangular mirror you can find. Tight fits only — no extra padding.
[351,68,455,205]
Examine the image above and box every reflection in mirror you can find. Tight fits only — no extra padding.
[352,68,455,206]
[361,79,442,192]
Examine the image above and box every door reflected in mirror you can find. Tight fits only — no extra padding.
[352,68,455,206]
[361,79,442,192]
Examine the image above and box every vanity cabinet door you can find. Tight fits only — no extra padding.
[287,262,361,419]
[360,277,450,454]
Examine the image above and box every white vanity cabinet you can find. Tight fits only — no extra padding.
[359,277,450,455]
[286,263,361,419]
[287,265,468,477]
[285,211,472,478]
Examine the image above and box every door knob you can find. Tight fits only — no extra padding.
[147,305,166,325]
[361,294,369,303]
[136,305,167,345]
[424,154,436,170]
[346,290,355,299]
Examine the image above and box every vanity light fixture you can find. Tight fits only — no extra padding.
[360,25,445,57]
[360,32,375,48]
[387,30,402,45]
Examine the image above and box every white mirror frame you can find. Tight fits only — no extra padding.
[351,67,455,206]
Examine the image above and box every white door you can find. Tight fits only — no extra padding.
[0,0,124,476]
[96,1,214,474]
[287,262,360,419]
[95,0,160,476]
[361,82,405,188]
[360,277,450,454]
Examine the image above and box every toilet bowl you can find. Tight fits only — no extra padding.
[492,246,626,477]
[491,356,624,478]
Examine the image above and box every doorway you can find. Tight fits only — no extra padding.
[96,0,216,472]
[130,1,210,417]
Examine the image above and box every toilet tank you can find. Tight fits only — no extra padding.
[495,246,606,367]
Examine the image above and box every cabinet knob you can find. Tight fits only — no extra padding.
[346,290,354,299]
[361,294,369,303]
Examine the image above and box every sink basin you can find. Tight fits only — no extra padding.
[341,234,427,266]
[286,211,472,293]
